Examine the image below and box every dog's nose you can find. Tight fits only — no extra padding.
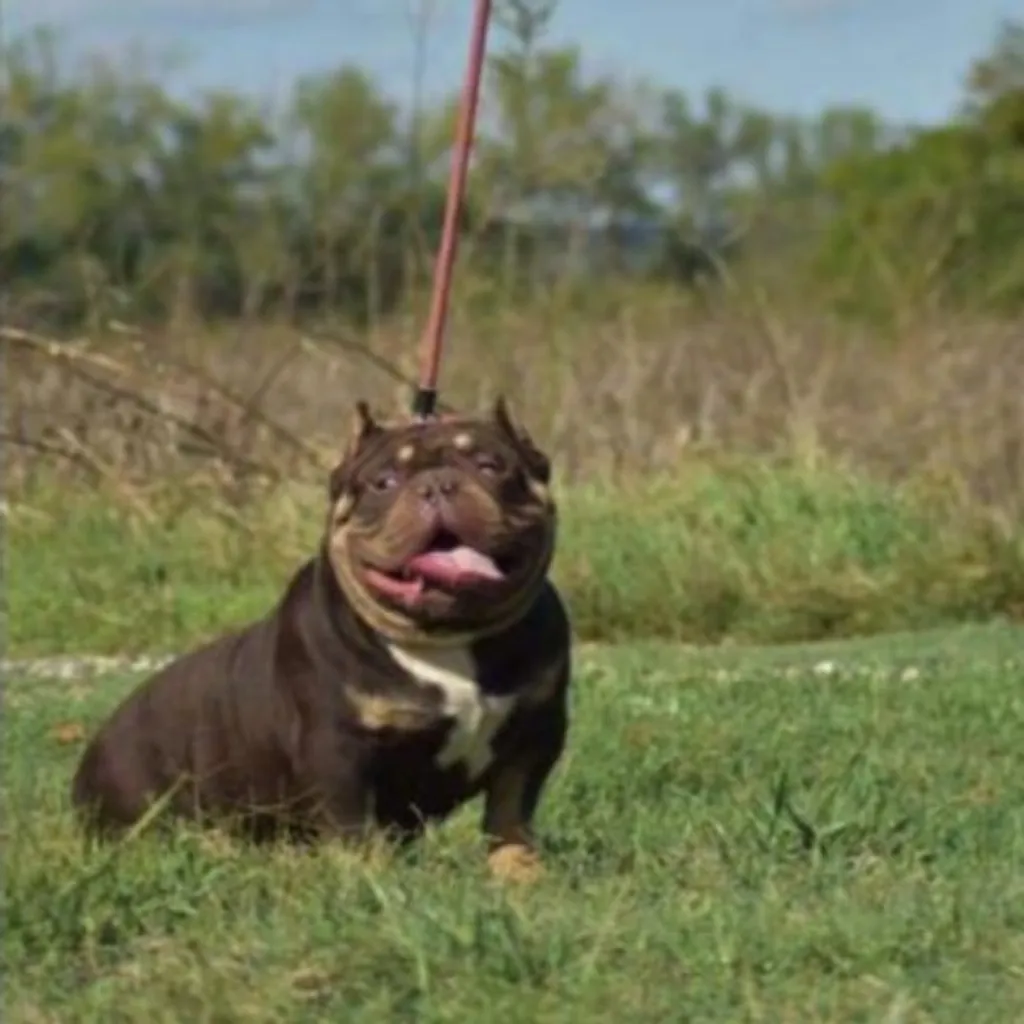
[416,470,460,503]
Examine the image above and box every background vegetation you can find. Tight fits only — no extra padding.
[4,8,1024,323]
[5,8,1024,1019]
[4,3,1024,655]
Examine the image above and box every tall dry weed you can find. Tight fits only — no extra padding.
[5,285,1022,517]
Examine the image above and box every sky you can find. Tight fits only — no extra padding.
[4,0,1022,125]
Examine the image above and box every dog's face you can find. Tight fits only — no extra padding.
[326,398,555,642]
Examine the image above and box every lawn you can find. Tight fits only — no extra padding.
[5,623,1024,1023]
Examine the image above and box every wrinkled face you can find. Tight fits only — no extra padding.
[326,399,556,641]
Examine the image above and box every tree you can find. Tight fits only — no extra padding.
[964,19,1024,110]
[286,66,400,311]
[810,19,1024,318]
[150,90,275,320]
[3,11,1021,326]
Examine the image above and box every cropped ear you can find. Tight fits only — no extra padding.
[328,401,382,499]
[492,395,551,485]
[349,401,381,448]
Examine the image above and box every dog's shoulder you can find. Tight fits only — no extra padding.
[473,580,572,698]
[106,558,322,736]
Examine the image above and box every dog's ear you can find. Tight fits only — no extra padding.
[328,401,383,499]
[492,395,551,485]
[349,401,381,448]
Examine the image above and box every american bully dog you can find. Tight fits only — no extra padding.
[71,398,570,881]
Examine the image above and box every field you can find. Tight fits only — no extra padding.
[5,623,1024,1023]
[5,289,1024,1022]
[5,267,1024,1024]
[5,15,1024,1016]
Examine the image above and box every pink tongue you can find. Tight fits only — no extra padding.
[407,545,504,587]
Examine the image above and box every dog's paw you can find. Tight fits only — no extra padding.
[487,842,544,884]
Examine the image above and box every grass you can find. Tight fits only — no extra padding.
[5,623,1024,1022]
[5,162,1023,1021]
[6,294,1023,1018]
[8,294,1023,508]
[7,461,1023,658]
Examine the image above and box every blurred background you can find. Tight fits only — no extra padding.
[4,1,1023,328]
[3,1,1024,652]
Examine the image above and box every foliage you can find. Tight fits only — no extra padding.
[3,11,1022,325]
[817,99,1024,317]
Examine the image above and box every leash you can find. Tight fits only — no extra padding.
[411,0,493,421]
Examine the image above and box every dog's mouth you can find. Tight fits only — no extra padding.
[362,529,510,607]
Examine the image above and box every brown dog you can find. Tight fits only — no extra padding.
[71,398,570,881]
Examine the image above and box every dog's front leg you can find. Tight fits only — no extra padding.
[314,790,373,843]
[302,731,374,844]
[482,698,567,884]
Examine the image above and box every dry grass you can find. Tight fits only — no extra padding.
[5,283,1023,514]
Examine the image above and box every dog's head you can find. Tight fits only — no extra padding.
[325,398,555,644]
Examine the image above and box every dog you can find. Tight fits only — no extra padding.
[71,397,570,882]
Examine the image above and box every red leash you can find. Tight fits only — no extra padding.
[411,0,493,420]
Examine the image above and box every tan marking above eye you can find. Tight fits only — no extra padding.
[452,432,474,452]
[396,444,417,464]
[527,478,550,504]
[332,493,355,523]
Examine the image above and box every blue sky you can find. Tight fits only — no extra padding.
[7,0,1021,124]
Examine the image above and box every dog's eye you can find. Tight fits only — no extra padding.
[370,469,399,492]
[474,452,504,475]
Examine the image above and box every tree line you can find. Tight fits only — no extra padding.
[2,2,1022,328]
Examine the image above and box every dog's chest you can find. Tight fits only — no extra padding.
[386,643,515,780]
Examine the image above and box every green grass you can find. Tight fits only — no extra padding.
[5,624,1024,1022]
[7,460,1023,657]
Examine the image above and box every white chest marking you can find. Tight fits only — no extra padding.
[386,643,515,780]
